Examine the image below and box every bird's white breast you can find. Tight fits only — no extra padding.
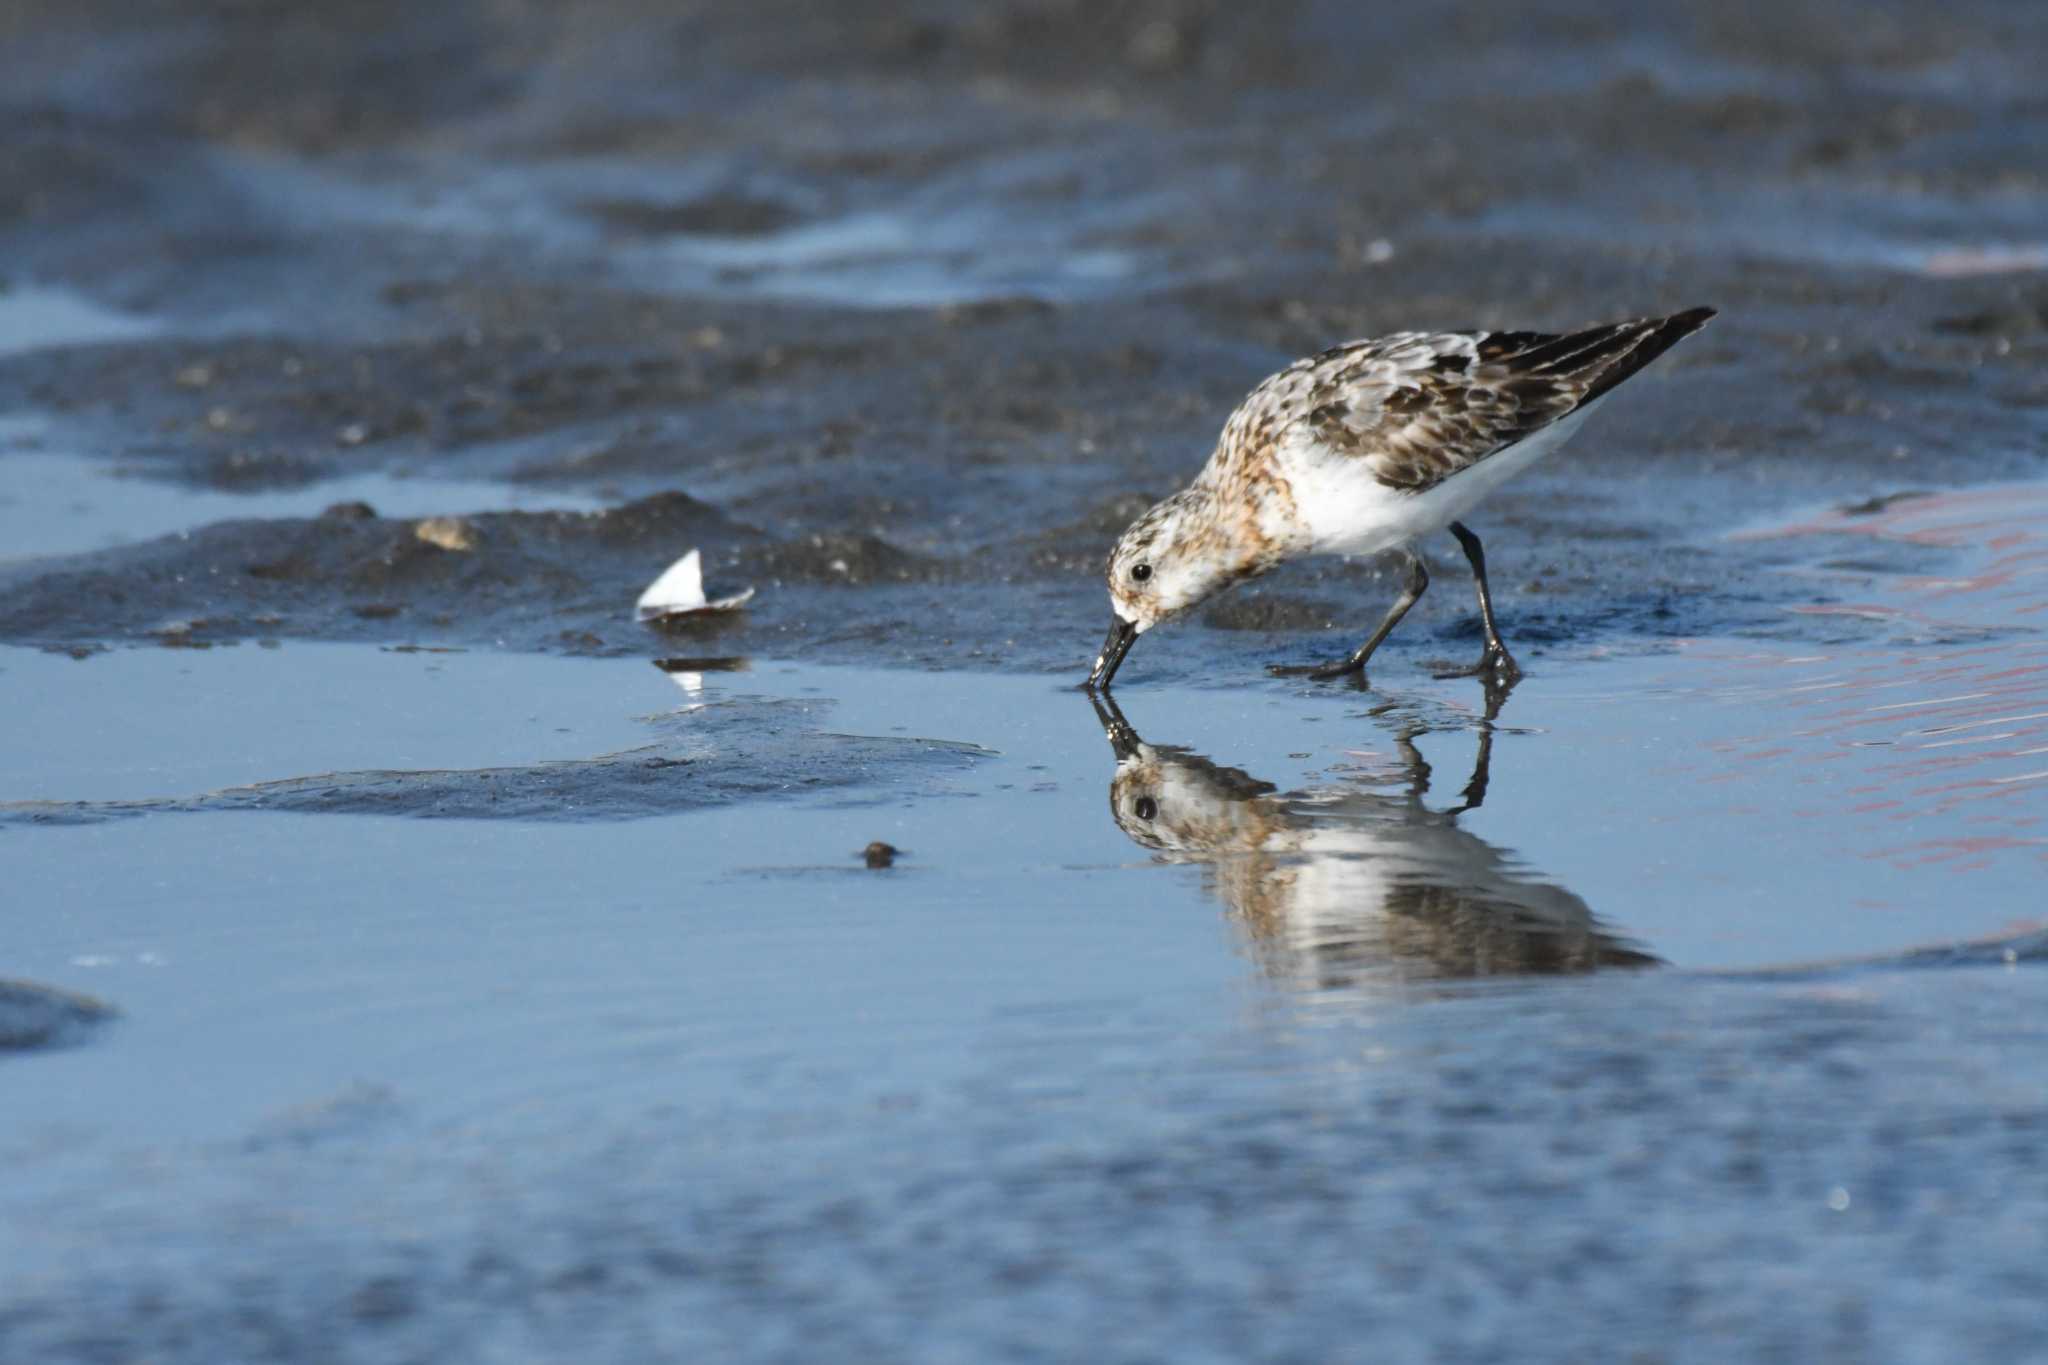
[1278,400,1600,556]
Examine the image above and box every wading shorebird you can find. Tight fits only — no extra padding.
[1085,307,1716,691]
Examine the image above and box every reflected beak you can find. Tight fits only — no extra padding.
[1085,616,1139,691]
[1088,690,1143,760]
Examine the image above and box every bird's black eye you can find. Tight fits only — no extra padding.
[1131,563,1152,582]
[1134,796,1158,821]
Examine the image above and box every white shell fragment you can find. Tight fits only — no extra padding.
[414,516,479,552]
[635,549,756,622]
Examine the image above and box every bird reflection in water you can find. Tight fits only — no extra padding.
[1090,693,1657,990]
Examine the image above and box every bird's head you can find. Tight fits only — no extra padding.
[1089,691,1279,853]
[1088,488,1244,688]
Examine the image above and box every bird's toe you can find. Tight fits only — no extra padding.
[1432,646,1522,683]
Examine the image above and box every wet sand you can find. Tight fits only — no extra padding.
[4,0,2045,671]
[5,2,2048,1360]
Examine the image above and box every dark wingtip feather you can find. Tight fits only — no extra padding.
[1575,306,1717,407]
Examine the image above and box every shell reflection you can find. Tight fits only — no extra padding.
[1093,695,1656,990]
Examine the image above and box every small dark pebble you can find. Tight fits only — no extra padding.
[322,501,379,520]
[863,841,899,869]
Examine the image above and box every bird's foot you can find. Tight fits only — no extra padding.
[1432,644,1522,686]
[1483,645,1523,686]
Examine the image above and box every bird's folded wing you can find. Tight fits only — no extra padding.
[1289,309,1714,493]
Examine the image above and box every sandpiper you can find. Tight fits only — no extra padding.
[1085,307,1716,690]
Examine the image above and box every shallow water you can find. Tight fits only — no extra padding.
[7,495,2048,1358]
[0,285,159,357]
[6,628,2043,965]
[4,614,2041,1122]
[5,624,2047,1360]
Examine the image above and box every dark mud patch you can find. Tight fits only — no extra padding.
[745,532,940,587]
[2,695,986,826]
[3,319,888,471]
[194,447,338,491]
[0,477,1821,671]
[1931,286,2048,341]
[1199,592,1343,633]
[0,489,964,654]
[1022,491,1161,570]
[581,193,805,239]
[0,979,116,1052]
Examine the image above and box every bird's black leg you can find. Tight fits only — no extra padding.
[1443,721,1495,816]
[1391,727,1432,802]
[1443,522,1522,685]
[1270,551,1428,682]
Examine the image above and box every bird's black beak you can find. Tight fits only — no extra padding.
[1084,616,1139,691]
